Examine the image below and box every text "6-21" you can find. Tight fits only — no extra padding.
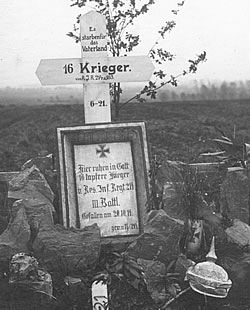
[90,100,107,107]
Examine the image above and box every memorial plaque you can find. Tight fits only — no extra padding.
[75,142,139,236]
[57,122,149,242]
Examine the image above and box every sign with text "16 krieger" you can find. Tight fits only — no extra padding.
[36,56,154,86]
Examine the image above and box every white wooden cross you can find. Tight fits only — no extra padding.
[36,10,154,124]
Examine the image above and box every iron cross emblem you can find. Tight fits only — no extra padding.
[96,144,110,158]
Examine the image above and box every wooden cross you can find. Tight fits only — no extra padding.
[36,10,154,124]
[36,11,153,310]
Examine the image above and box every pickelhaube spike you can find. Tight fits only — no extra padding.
[206,236,217,262]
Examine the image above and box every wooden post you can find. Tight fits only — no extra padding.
[80,11,111,124]
[91,281,109,310]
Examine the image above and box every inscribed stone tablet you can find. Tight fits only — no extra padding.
[57,122,149,243]
[74,142,139,237]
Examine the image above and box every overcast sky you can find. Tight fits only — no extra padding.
[0,0,250,88]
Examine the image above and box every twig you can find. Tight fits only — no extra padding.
[33,290,57,300]
[160,287,191,309]
[164,213,184,226]
[120,72,183,107]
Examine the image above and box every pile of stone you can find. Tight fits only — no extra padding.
[1,155,250,308]
[0,154,101,308]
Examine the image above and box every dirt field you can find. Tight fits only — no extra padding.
[0,99,250,171]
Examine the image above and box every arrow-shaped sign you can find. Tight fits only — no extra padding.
[36,56,154,86]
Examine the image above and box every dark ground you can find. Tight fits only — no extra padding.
[1,99,250,171]
[1,98,250,309]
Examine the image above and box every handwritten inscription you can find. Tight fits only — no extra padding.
[75,74,114,82]
[74,142,139,237]
[92,280,109,310]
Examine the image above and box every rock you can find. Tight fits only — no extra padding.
[0,207,30,270]
[226,219,250,249]
[220,169,249,223]
[9,253,39,281]
[33,218,101,274]
[137,258,167,304]
[8,165,55,212]
[175,254,194,280]
[9,253,53,299]
[11,199,54,236]
[21,153,58,200]
[64,276,82,286]
[226,253,250,298]
[22,152,54,174]
[127,210,183,264]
